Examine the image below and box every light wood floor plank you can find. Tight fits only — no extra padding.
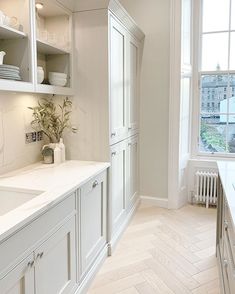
[88,204,221,294]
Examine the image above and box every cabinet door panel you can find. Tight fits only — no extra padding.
[0,254,34,294]
[80,172,107,277]
[127,136,139,210]
[128,38,140,133]
[110,16,128,143]
[35,217,76,294]
[110,141,127,233]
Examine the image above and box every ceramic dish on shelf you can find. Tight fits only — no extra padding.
[49,77,67,87]
[49,72,67,79]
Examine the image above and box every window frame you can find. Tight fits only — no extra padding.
[192,0,235,159]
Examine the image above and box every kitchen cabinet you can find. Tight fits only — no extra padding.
[110,16,128,145]
[0,193,76,294]
[34,217,76,294]
[217,175,235,294]
[126,135,139,211]
[79,171,107,278]
[0,217,76,294]
[73,0,144,254]
[0,0,73,95]
[110,140,127,238]
[0,253,34,294]
[128,36,140,135]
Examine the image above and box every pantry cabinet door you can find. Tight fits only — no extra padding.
[0,254,35,294]
[110,16,128,144]
[126,136,139,211]
[34,217,76,294]
[80,172,107,277]
[128,36,140,135]
[110,141,127,235]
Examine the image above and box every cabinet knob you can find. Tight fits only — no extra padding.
[128,127,132,130]
[224,259,228,268]
[92,180,99,188]
[111,151,117,157]
[111,132,116,137]
[27,261,34,268]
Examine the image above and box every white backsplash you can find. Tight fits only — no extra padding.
[0,92,44,175]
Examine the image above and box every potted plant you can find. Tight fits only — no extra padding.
[29,97,77,143]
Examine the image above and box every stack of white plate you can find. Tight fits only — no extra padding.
[0,64,21,81]
[49,72,67,87]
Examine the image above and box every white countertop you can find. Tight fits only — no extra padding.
[217,161,235,225]
[0,160,110,243]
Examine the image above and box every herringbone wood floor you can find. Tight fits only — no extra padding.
[88,203,220,294]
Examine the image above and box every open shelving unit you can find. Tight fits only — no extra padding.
[0,0,73,95]
[0,24,27,39]
[0,0,34,92]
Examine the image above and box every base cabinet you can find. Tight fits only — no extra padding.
[34,217,76,294]
[0,254,34,294]
[79,171,107,278]
[109,136,139,251]
[217,177,235,294]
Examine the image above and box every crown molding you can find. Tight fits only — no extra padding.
[74,0,145,40]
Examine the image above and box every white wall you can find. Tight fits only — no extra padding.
[119,0,170,199]
[0,93,43,175]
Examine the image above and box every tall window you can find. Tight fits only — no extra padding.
[199,0,235,154]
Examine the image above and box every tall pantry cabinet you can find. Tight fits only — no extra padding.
[73,0,145,253]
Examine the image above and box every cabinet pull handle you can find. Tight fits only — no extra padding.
[36,252,44,260]
[224,221,229,231]
[111,132,116,137]
[111,151,116,157]
[27,261,34,268]
[128,142,132,146]
[92,180,99,188]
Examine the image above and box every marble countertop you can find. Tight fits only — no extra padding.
[0,160,110,243]
[217,161,235,226]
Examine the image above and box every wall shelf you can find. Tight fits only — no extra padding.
[0,25,27,39]
[36,83,73,95]
[37,39,70,55]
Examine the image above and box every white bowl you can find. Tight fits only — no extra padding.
[37,74,44,84]
[49,72,67,79]
[49,77,67,87]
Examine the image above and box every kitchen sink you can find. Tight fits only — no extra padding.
[0,187,44,216]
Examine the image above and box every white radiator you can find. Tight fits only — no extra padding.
[195,171,218,208]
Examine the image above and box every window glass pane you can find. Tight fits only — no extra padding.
[228,75,235,113]
[200,115,226,153]
[201,75,229,114]
[202,33,229,71]
[230,33,235,70]
[228,115,235,152]
[232,0,235,30]
[202,0,230,32]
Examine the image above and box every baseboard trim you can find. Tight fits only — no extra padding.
[140,195,168,208]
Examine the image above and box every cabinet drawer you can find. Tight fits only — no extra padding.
[0,193,76,276]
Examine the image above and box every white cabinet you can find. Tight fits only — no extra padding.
[110,16,141,144]
[110,16,128,145]
[34,217,76,294]
[110,141,127,237]
[79,171,107,278]
[126,135,139,211]
[0,217,76,294]
[0,254,34,294]
[128,36,140,135]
